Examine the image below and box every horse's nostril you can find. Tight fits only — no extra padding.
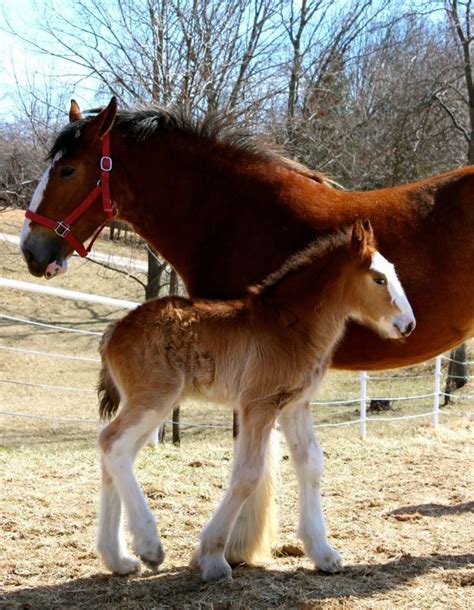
[406,321,414,334]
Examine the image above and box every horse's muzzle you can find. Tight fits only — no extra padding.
[21,233,67,278]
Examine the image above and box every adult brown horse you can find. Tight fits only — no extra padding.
[20,98,474,370]
[18,97,473,571]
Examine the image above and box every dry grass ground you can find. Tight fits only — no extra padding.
[1,209,473,609]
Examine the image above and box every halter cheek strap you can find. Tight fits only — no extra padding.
[25,133,114,258]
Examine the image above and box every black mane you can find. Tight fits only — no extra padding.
[48,107,333,185]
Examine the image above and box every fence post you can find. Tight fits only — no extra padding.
[359,371,368,439]
[433,356,442,427]
[172,406,181,445]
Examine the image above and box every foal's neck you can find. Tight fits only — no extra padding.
[251,245,353,360]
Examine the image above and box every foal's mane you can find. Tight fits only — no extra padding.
[249,229,351,299]
[48,107,334,186]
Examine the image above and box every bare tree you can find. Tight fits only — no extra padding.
[0,76,68,208]
[439,0,474,163]
[6,0,281,118]
[438,0,473,401]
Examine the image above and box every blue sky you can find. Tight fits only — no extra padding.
[0,0,99,122]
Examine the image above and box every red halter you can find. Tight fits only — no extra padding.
[25,133,115,257]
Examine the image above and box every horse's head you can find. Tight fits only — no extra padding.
[347,220,416,339]
[20,98,118,278]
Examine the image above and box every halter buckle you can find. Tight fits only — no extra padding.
[55,221,70,237]
[100,156,112,171]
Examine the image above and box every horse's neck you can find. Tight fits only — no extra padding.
[109,127,430,301]
[111,131,248,288]
[110,129,330,297]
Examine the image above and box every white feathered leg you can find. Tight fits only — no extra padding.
[279,402,342,573]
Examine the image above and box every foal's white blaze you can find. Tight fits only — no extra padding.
[19,153,62,251]
[370,251,415,337]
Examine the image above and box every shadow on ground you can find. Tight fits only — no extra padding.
[2,553,473,608]
[1,424,97,450]
[390,501,474,517]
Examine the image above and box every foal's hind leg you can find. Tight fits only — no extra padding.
[193,404,277,581]
[278,402,342,573]
[99,404,172,572]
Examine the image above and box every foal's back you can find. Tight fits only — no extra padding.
[101,289,315,408]
[101,295,254,400]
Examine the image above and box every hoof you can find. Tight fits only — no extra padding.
[134,539,165,567]
[192,550,233,582]
[313,545,343,574]
[202,558,233,582]
[111,555,141,576]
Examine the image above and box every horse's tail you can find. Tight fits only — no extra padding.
[225,427,279,565]
[97,327,121,420]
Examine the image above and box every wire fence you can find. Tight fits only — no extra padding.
[1,278,473,440]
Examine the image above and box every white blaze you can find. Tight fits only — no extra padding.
[370,251,415,329]
[19,153,62,251]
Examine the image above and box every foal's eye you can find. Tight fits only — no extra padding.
[374,275,386,286]
[59,166,76,179]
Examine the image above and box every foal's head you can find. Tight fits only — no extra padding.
[344,220,415,339]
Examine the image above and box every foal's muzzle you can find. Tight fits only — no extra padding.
[393,317,416,338]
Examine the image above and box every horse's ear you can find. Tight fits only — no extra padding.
[82,97,118,142]
[351,219,367,256]
[69,99,83,122]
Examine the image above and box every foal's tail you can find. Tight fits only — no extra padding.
[98,363,121,420]
[97,329,121,420]
[225,427,280,565]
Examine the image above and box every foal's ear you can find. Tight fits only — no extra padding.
[69,99,83,122]
[362,219,374,245]
[83,97,118,142]
[351,219,368,256]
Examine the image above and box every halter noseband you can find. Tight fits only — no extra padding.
[25,133,115,257]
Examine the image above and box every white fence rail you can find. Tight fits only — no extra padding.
[0,277,138,309]
[1,278,473,438]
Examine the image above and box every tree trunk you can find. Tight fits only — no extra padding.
[147,250,167,442]
[145,247,164,300]
[168,267,181,444]
[232,410,239,438]
[443,343,468,405]
[169,267,179,295]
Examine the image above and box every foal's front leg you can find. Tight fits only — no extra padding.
[279,402,342,573]
[193,404,277,581]
[99,409,165,572]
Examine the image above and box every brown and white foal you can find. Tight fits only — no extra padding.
[97,220,415,581]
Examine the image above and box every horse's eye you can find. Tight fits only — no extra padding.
[374,275,386,285]
[59,166,76,178]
